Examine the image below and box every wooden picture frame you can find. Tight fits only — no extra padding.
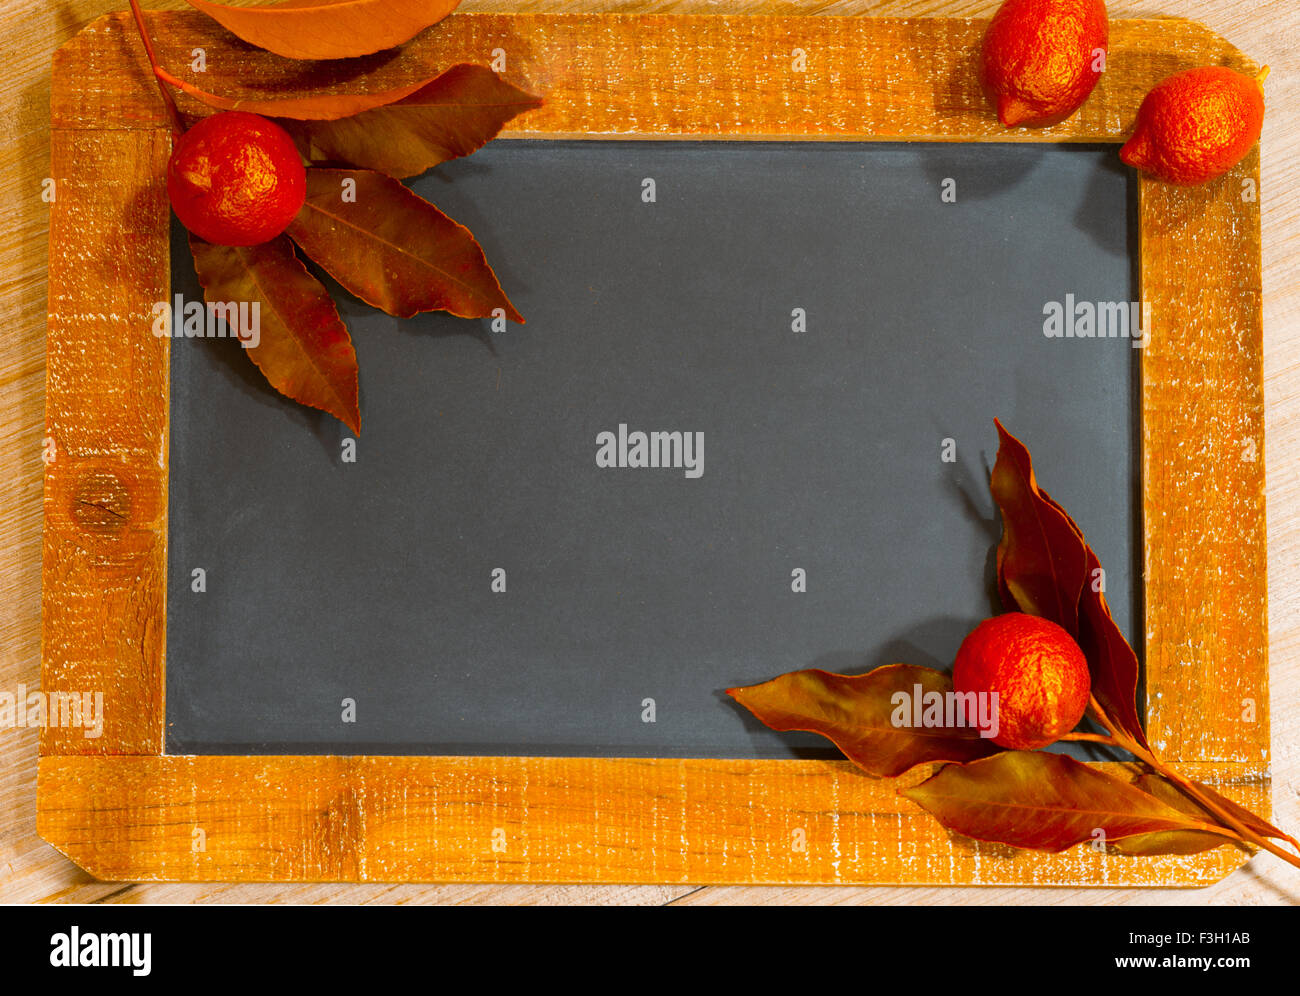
[39,10,1267,885]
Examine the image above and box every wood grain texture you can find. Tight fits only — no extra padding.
[53,10,1257,142]
[43,127,171,756]
[1140,159,1268,765]
[2,0,1297,904]
[37,756,1267,884]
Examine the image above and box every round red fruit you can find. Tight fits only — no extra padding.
[952,612,1091,751]
[167,111,307,246]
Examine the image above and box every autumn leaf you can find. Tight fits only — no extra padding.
[1075,543,1148,750]
[1177,777,1299,848]
[1107,773,1246,856]
[282,64,543,177]
[286,168,524,322]
[992,421,1149,751]
[991,418,1088,635]
[727,664,1002,778]
[189,233,360,434]
[1106,771,1297,856]
[158,67,436,121]
[902,751,1235,852]
[185,0,459,61]
[1034,486,1146,750]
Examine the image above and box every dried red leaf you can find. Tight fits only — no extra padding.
[1180,777,1297,847]
[1118,771,1295,854]
[1108,773,1243,855]
[1107,828,1232,856]
[991,418,1088,635]
[160,67,434,121]
[283,64,543,177]
[991,421,1149,751]
[286,167,524,322]
[902,751,1229,852]
[1075,542,1149,750]
[188,233,360,434]
[185,0,459,61]
[727,664,1002,778]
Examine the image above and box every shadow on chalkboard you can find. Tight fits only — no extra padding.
[919,144,1048,200]
[199,332,347,460]
[420,159,534,323]
[1074,149,1136,257]
[950,428,1003,618]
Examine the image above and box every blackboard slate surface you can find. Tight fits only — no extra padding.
[165,140,1138,758]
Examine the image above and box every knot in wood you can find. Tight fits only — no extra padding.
[70,469,133,534]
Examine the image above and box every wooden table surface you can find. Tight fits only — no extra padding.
[3,0,1297,906]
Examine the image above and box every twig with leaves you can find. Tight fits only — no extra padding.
[732,421,1299,869]
[126,0,542,433]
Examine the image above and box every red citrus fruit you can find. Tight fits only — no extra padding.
[952,612,1091,751]
[1119,66,1267,185]
[167,111,307,246]
[982,0,1109,127]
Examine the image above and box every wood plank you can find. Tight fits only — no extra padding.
[43,126,170,755]
[52,12,1255,140]
[38,755,1266,884]
[1140,158,1269,764]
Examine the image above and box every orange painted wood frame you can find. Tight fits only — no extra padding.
[40,11,1267,885]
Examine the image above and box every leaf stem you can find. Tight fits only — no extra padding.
[1087,695,1300,869]
[1059,732,1118,744]
[126,0,186,136]
[154,64,211,103]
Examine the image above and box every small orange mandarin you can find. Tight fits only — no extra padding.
[982,0,1109,127]
[1120,66,1267,186]
[952,612,1091,751]
[167,111,307,246]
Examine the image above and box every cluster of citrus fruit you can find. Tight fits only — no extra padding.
[983,0,1266,184]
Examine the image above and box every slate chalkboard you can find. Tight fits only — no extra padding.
[165,140,1138,758]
